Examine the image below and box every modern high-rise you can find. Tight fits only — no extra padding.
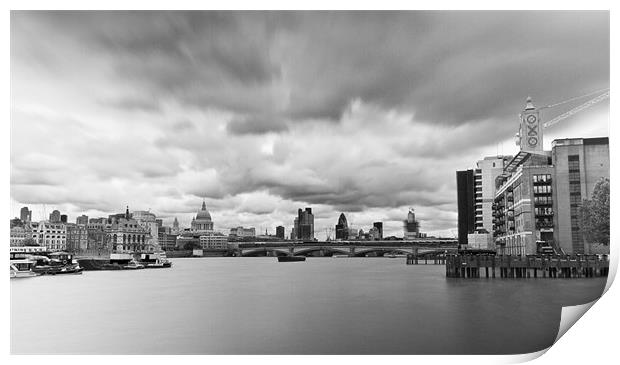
[403,209,420,240]
[456,169,475,246]
[295,208,314,240]
[20,206,32,223]
[335,213,349,240]
[275,226,285,239]
[373,222,383,239]
[457,156,511,247]
[552,137,610,254]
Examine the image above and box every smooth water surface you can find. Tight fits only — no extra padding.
[11,257,606,354]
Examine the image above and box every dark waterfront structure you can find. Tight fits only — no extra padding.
[456,169,475,247]
[276,225,285,239]
[335,213,349,240]
[445,252,609,279]
[295,207,314,240]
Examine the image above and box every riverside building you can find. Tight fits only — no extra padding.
[456,156,511,249]
[491,98,609,255]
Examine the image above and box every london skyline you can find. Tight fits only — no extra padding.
[10,11,610,239]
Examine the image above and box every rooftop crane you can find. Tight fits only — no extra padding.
[542,89,609,129]
[514,88,609,150]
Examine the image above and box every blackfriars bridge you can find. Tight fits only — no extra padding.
[232,239,458,257]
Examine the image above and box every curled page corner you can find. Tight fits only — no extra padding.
[554,299,598,344]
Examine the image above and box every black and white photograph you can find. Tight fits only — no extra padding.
[8,8,612,357]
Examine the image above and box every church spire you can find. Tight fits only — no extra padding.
[125,205,130,219]
[201,199,207,211]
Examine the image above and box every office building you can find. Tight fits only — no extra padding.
[552,137,610,254]
[373,222,383,239]
[20,206,32,223]
[275,225,285,239]
[294,208,314,240]
[403,209,420,240]
[335,213,349,240]
[66,223,88,252]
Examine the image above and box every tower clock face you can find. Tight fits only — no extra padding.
[524,113,539,148]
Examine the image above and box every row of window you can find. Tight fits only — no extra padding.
[535,207,554,216]
[532,174,552,183]
[534,196,553,205]
[533,185,552,194]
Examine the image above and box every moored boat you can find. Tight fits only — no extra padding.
[10,259,41,278]
[138,251,172,268]
[277,256,306,262]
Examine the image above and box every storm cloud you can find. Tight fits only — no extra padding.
[10,11,609,237]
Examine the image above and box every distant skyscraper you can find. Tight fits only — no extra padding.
[275,226,285,239]
[373,222,383,239]
[20,206,31,223]
[60,214,68,223]
[295,208,314,240]
[403,209,420,240]
[172,217,180,233]
[49,210,61,223]
[335,213,349,240]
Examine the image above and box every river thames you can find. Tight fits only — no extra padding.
[11,257,606,354]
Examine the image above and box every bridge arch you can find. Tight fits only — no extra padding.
[241,247,291,257]
[353,248,413,257]
[293,246,351,257]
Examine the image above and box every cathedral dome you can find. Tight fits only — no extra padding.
[196,201,212,221]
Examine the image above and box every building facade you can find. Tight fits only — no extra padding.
[30,221,67,251]
[10,226,31,246]
[552,137,610,254]
[199,232,228,250]
[66,223,88,252]
[106,208,149,253]
[493,152,553,255]
[229,226,256,238]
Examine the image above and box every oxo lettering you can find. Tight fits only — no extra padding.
[527,125,537,136]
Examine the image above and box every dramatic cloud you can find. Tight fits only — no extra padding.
[10,11,609,238]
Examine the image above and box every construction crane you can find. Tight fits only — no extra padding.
[515,88,609,148]
[542,89,609,129]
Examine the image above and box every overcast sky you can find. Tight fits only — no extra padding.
[10,11,609,238]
